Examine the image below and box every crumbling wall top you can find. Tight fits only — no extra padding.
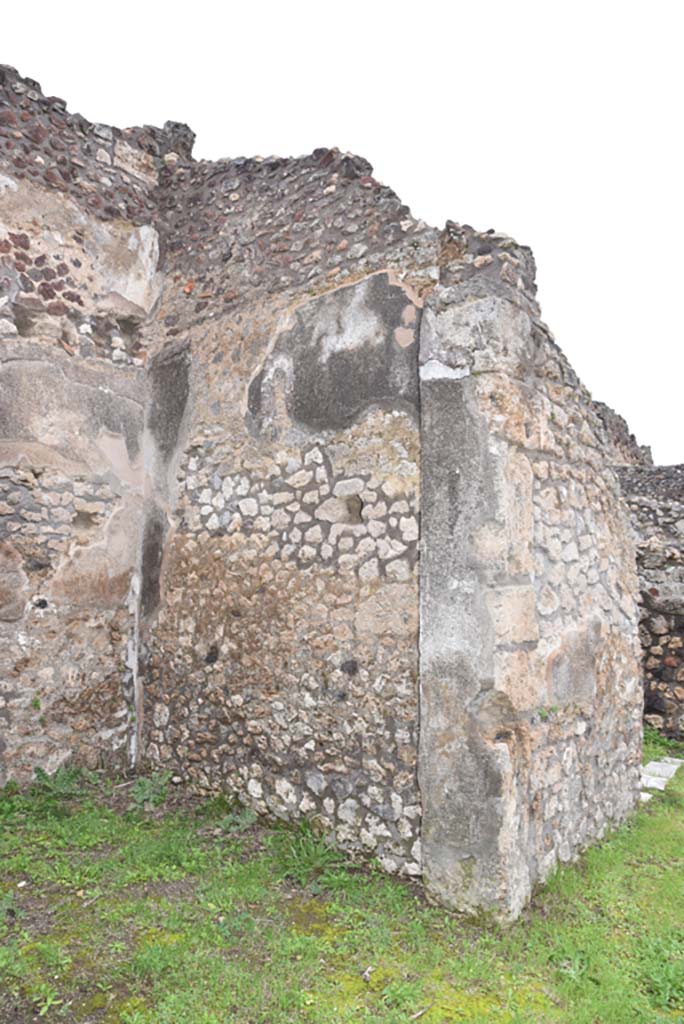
[153,145,439,336]
[594,400,653,467]
[618,464,684,504]
[0,65,194,223]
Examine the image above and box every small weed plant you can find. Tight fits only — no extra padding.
[269,819,346,886]
[130,771,172,811]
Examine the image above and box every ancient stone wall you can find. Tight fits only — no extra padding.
[594,401,653,468]
[141,146,439,876]
[1,65,644,918]
[590,401,684,738]
[418,226,642,915]
[0,65,168,782]
[618,465,684,736]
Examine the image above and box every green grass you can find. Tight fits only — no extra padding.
[643,723,683,764]
[1,736,684,1024]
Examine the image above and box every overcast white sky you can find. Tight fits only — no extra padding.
[6,1,682,463]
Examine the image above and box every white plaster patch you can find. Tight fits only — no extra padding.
[317,280,383,360]
[419,359,470,381]
[95,430,143,491]
[0,173,18,195]
[98,223,161,316]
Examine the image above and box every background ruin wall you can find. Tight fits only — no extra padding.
[1,65,645,917]
[619,465,684,736]
[596,404,684,738]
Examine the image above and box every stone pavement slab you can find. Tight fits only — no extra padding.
[643,760,680,779]
[641,774,668,791]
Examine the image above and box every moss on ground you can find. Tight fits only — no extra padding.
[1,731,684,1023]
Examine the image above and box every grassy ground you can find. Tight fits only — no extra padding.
[2,727,684,1024]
